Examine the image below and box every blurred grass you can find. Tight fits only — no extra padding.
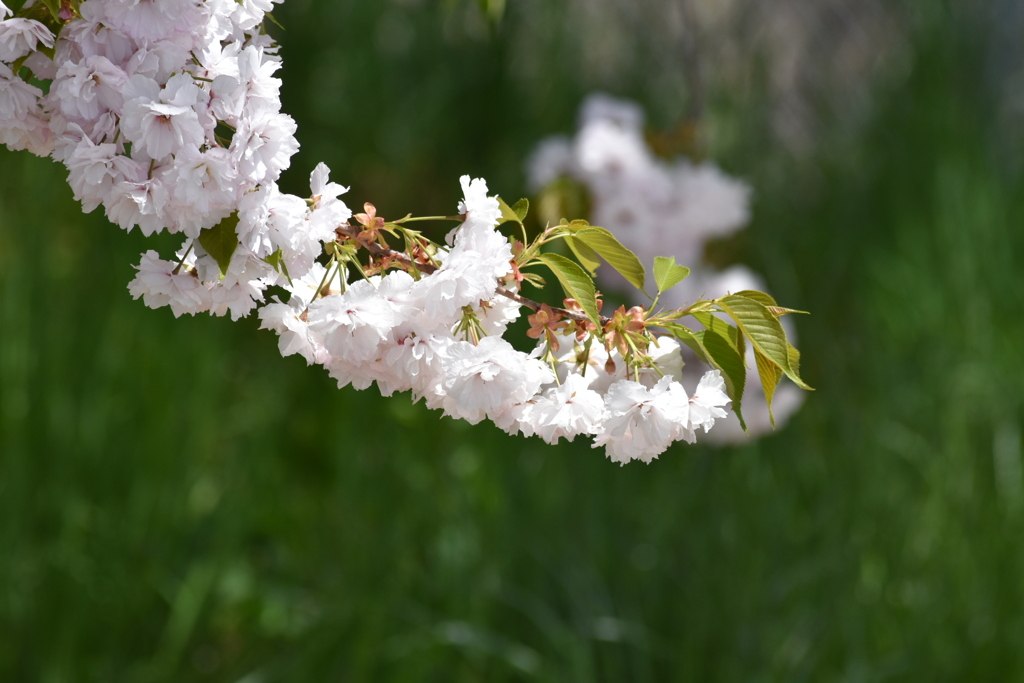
[2,2,1024,681]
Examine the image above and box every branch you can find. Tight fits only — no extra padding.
[333,224,610,326]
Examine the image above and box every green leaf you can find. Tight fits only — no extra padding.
[264,10,285,30]
[564,235,601,276]
[662,321,747,431]
[497,196,522,226]
[198,212,240,279]
[262,248,290,281]
[662,323,711,364]
[754,348,783,428]
[653,256,691,294]
[573,227,645,291]
[39,0,60,20]
[688,312,742,349]
[511,198,529,223]
[733,290,808,317]
[734,290,777,307]
[700,316,747,431]
[535,253,601,326]
[717,294,812,390]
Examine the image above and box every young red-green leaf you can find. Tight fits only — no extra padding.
[564,235,602,276]
[653,256,690,294]
[198,212,240,279]
[535,253,601,326]
[717,294,813,390]
[754,348,783,428]
[572,227,645,291]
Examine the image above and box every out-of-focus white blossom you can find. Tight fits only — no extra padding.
[528,93,803,440]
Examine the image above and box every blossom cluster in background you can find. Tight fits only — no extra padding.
[527,94,804,441]
[0,0,750,463]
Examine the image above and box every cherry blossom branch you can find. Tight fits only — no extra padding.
[333,222,609,326]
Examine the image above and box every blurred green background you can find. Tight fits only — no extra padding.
[2,0,1024,680]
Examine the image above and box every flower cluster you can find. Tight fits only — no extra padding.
[527,93,805,441]
[0,0,808,464]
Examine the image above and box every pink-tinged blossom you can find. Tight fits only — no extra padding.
[231,110,298,185]
[120,74,206,161]
[324,356,378,392]
[103,157,173,235]
[408,256,497,323]
[257,263,339,365]
[65,135,118,212]
[52,56,127,121]
[0,19,55,63]
[197,39,243,81]
[307,162,351,242]
[236,182,322,277]
[475,287,522,336]
[230,0,280,32]
[529,373,605,444]
[457,175,502,232]
[102,155,149,229]
[170,147,239,235]
[128,249,212,317]
[307,278,399,364]
[0,2,10,20]
[60,3,134,64]
[236,45,282,116]
[593,377,691,464]
[686,370,731,436]
[410,176,513,321]
[23,51,56,80]
[259,300,329,365]
[635,337,684,389]
[441,337,553,425]
[490,400,536,437]
[0,64,42,121]
[123,40,191,82]
[102,0,206,43]
[206,248,273,321]
[380,330,452,402]
[209,73,245,123]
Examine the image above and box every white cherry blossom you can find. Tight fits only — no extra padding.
[0,18,55,63]
[593,377,692,464]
